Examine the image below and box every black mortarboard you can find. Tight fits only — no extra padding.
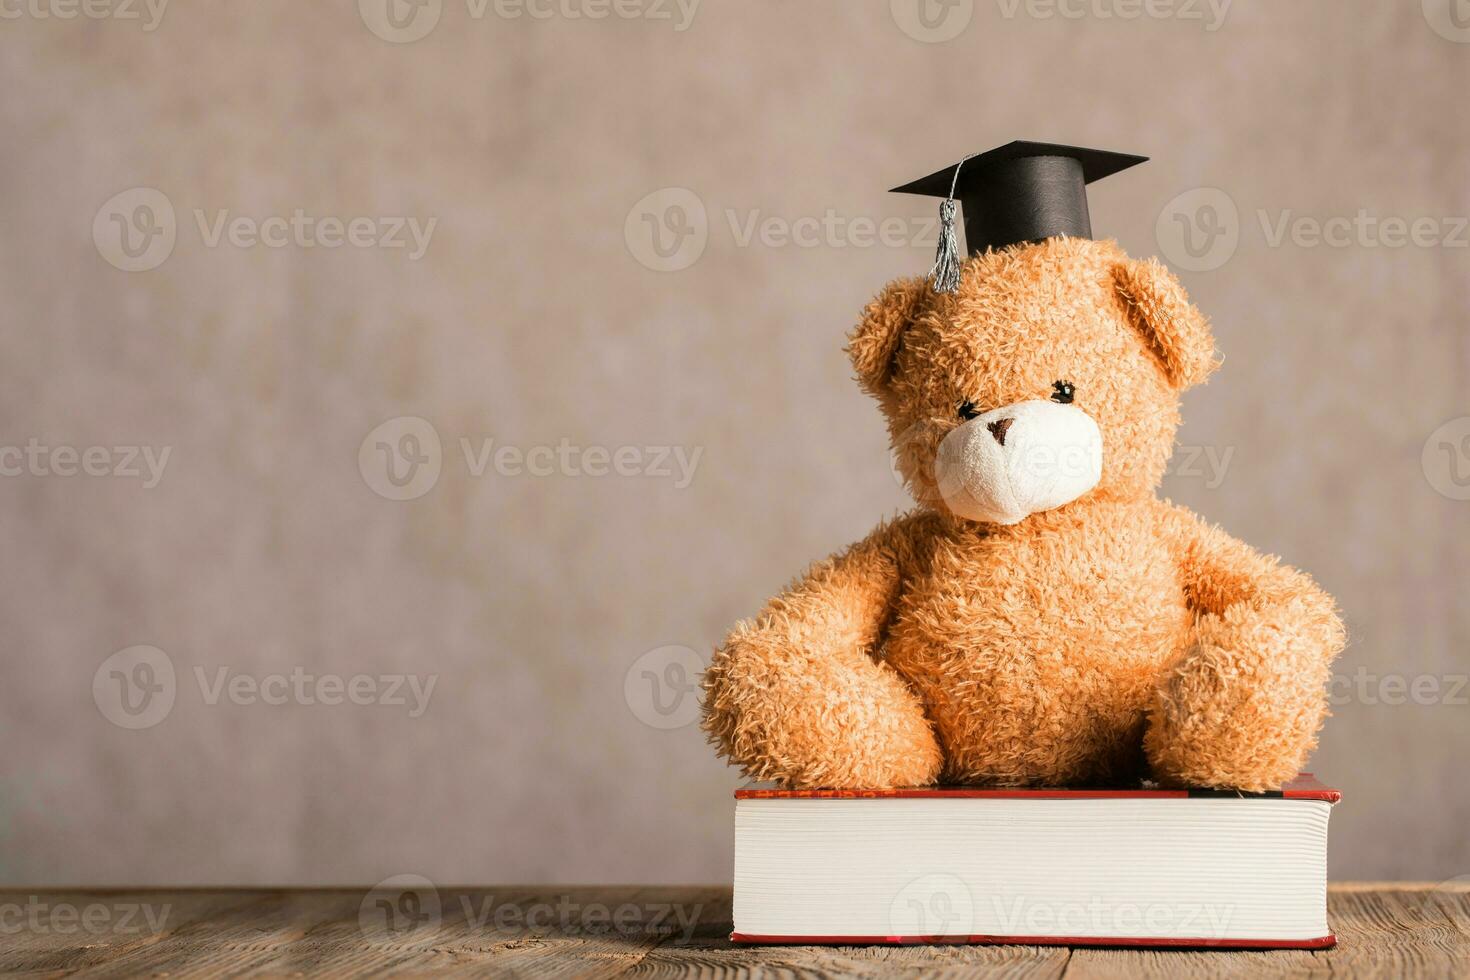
[892,140,1147,292]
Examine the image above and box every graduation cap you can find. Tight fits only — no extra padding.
[892,140,1147,293]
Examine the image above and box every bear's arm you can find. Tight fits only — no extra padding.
[700,513,942,789]
[1144,503,1346,790]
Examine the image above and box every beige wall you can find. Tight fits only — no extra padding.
[0,1,1466,886]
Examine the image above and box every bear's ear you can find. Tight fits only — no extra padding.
[847,276,928,395]
[1112,257,1219,390]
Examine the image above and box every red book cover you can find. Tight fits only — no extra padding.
[735,772,1340,803]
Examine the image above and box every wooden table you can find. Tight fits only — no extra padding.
[1,884,1465,977]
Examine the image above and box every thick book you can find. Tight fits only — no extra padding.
[731,774,1338,949]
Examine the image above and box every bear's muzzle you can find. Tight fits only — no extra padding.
[934,400,1103,525]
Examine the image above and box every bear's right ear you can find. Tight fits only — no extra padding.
[846,276,928,396]
[1112,257,1219,391]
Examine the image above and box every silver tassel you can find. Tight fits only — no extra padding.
[929,198,961,294]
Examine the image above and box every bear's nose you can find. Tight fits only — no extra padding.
[987,417,1014,446]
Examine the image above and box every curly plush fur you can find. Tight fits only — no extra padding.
[702,237,1345,792]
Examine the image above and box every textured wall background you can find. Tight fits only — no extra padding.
[0,1,1466,886]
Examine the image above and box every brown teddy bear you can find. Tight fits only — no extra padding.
[701,233,1345,792]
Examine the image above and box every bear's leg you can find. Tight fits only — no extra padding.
[1145,599,1342,791]
[703,624,941,789]
[701,520,942,789]
[1148,506,1345,792]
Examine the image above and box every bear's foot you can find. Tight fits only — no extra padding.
[1145,600,1342,791]
[703,628,942,790]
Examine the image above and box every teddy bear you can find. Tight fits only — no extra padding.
[701,235,1345,792]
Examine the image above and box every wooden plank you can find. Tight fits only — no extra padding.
[625,888,1069,980]
[0,889,266,977]
[1061,946,1324,979]
[61,890,368,979]
[387,885,720,980]
[1062,883,1470,979]
[0,885,1465,977]
[1306,884,1470,980]
[51,886,707,979]
[633,940,1070,980]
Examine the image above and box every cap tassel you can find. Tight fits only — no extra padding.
[929,199,961,294]
[927,153,974,294]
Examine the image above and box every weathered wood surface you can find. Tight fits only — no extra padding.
[0,883,1465,977]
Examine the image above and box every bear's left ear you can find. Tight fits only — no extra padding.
[1112,257,1219,390]
[847,276,928,396]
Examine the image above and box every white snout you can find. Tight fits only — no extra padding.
[934,399,1103,525]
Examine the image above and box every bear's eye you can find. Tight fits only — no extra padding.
[1051,380,1076,404]
[957,400,981,421]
